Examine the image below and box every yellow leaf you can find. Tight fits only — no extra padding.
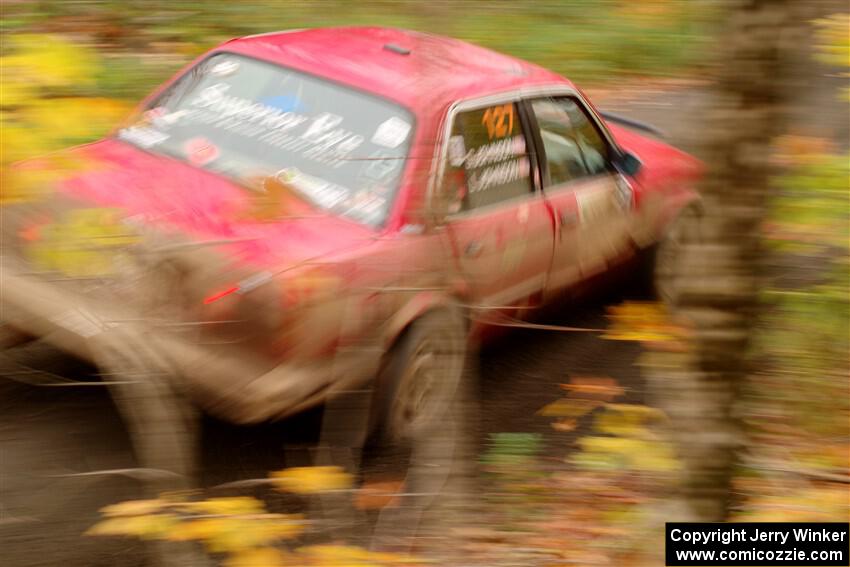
[270,466,352,495]
[177,496,265,516]
[1,165,56,203]
[0,77,37,108]
[21,98,130,145]
[594,404,667,437]
[168,515,304,553]
[813,14,850,70]
[538,398,601,418]
[224,547,290,567]
[297,544,421,566]
[4,34,100,90]
[603,301,683,343]
[86,514,177,539]
[100,499,167,517]
[166,518,229,542]
[578,435,680,473]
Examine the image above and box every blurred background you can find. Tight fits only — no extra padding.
[1,1,848,566]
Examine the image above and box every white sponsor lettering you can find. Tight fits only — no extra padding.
[191,83,308,131]
[464,135,526,169]
[468,156,530,193]
[371,116,411,148]
[118,126,169,148]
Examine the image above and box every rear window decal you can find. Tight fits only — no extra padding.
[371,117,411,148]
[118,126,169,148]
[448,135,466,167]
[211,59,240,77]
[184,137,220,166]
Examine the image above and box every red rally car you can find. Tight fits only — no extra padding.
[1,27,702,442]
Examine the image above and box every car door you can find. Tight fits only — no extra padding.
[525,94,635,296]
[437,98,554,314]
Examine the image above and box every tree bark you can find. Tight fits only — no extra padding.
[647,0,804,522]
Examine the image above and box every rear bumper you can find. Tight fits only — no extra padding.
[1,269,380,424]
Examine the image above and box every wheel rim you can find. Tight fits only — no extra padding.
[390,330,464,441]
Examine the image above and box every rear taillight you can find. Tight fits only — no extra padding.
[203,285,239,305]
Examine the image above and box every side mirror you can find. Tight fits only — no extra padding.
[615,151,642,177]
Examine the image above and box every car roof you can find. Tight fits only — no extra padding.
[219,26,570,115]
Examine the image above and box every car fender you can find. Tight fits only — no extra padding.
[656,185,704,237]
[381,290,463,352]
[628,182,702,249]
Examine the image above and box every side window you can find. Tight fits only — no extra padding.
[530,97,611,187]
[442,102,532,213]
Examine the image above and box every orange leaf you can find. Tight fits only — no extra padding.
[559,376,625,401]
[354,480,405,510]
[551,419,578,432]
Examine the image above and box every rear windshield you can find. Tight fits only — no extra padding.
[117,52,415,226]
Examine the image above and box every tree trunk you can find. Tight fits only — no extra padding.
[647,0,804,522]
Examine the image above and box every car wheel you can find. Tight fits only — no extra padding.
[641,204,703,307]
[366,307,475,551]
[376,307,467,444]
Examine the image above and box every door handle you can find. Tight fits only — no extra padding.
[559,210,579,230]
[464,240,484,258]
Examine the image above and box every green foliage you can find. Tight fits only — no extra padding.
[756,143,850,439]
[480,433,549,529]
[3,0,716,101]
[813,13,850,100]
[481,432,543,467]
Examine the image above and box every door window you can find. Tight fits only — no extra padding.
[529,97,612,187]
[442,102,533,213]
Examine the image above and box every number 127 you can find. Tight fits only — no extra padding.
[482,104,514,140]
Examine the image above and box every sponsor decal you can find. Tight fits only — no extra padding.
[481,103,515,140]
[463,135,526,169]
[184,137,220,166]
[448,135,466,167]
[371,116,411,148]
[468,156,530,193]
[211,59,240,77]
[118,126,169,148]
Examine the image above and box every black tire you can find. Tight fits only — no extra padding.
[366,307,476,552]
[639,204,703,307]
[373,307,467,444]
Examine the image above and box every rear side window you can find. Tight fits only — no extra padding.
[530,97,611,187]
[444,102,533,212]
